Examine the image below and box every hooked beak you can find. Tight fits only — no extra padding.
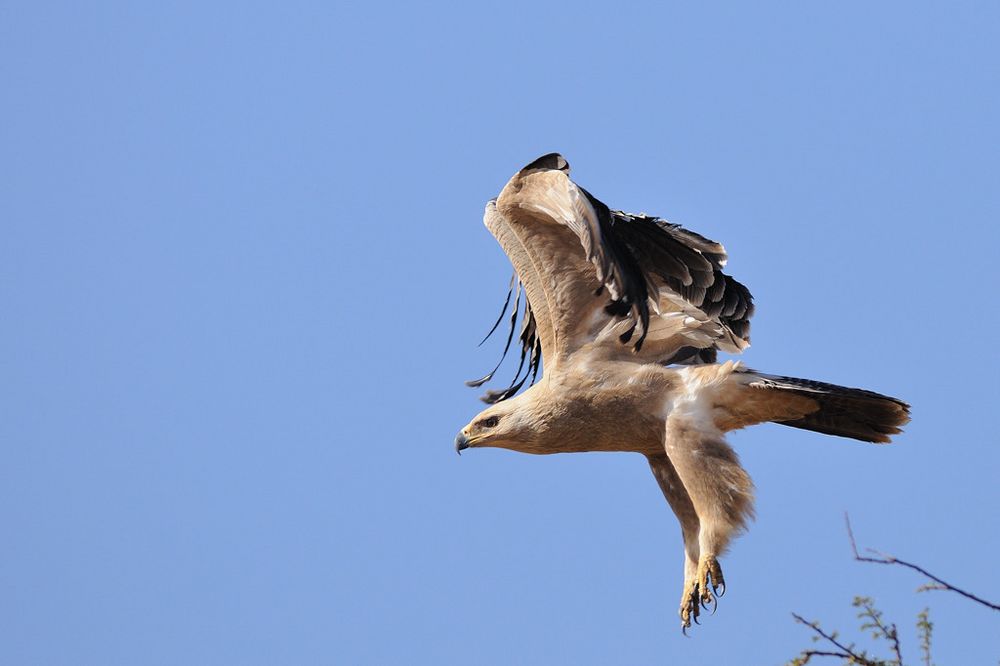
[455,431,471,455]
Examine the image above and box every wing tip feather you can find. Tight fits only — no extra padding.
[521,152,570,173]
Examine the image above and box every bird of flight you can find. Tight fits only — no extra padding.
[456,153,910,631]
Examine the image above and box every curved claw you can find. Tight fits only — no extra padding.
[713,580,726,598]
[699,588,718,614]
[681,623,690,637]
[688,588,701,625]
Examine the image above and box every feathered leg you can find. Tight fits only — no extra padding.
[647,454,702,630]
[661,364,756,628]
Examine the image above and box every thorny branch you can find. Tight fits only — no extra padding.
[855,597,903,665]
[788,517,997,665]
[789,613,884,666]
[788,649,874,666]
[845,514,1000,612]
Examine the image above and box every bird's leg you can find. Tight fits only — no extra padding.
[680,550,701,631]
[646,454,702,632]
[663,413,754,626]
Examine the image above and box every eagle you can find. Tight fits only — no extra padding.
[455,153,910,631]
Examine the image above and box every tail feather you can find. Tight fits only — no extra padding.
[746,372,911,444]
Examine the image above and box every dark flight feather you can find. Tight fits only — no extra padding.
[477,274,516,347]
[747,372,911,443]
[465,282,522,388]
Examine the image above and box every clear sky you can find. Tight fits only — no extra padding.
[2,2,998,664]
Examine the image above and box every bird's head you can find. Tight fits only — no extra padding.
[455,391,545,455]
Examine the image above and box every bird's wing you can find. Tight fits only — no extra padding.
[471,153,754,403]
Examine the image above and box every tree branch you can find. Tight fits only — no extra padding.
[845,514,1000,612]
[790,613,884,666]
[854,597,902,665]
[792,649,860,665]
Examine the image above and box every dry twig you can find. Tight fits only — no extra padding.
[844,514,1000,613]
[788,613,884,666]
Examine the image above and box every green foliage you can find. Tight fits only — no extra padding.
[785,599,927,666]
[915,608,933,666]
[787,518,998,664]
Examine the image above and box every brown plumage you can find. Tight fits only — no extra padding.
[456,154,910,631]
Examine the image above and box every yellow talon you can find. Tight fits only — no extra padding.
[679,575,703,631]
[697,555,724,600]
[679,556,726,631]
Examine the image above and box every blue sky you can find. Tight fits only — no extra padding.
[2,1,998,664]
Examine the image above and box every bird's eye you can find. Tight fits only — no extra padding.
[479,416,500,428]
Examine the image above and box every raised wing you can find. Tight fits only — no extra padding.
[469,153,754,402]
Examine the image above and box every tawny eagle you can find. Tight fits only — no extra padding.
[456,153,909,630]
